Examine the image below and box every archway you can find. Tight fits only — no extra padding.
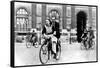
[77,11,87,42]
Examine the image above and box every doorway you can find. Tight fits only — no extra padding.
[77,11,87,42]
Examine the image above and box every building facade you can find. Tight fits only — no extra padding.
[14,2,96,42]
[14,2,96,31]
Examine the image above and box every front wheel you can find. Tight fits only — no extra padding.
[39,44,49,64]
[84,40,89,50]
[89,39,95,49]
[81,40,88,50]
[80,40,84,50]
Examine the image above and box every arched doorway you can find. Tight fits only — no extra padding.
[77,11,87,42]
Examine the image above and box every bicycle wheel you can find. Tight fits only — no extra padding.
[56,43,61,60]
[39,44,49,64]
[34,42,39,48]
[26,35,32,48]
[86,41,89,50]
[26,42,31,48]
[80,41,84,50]
[89,40,95,49]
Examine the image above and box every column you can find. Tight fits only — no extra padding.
[62,5,66,29]
[71,6,76,29]
[42,4,46,25]
[31,3,36,28]
[88,7,92,27]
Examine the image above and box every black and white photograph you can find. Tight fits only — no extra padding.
[11,1,98,67]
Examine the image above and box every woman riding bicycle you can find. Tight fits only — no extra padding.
[42,19,57,59]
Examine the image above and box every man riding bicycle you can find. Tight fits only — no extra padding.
[51,18,61,58]
[81,27,95,49]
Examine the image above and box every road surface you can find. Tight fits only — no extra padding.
[15,40,97,66]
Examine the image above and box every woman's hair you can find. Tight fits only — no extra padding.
[46,19,52,26]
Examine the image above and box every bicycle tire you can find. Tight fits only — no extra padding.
[39,44,49,64]
[56,43,61,60]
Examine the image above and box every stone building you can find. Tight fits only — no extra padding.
[14,2,97,42]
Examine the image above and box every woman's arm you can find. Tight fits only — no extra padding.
[42,26,46,35]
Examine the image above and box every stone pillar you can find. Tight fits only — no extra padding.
[71,6,76,29]
[42,4,46,25]
[62,5,66,29]
[31,3,36,28]
[88,7,92,27]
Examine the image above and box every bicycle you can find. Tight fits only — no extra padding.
[39,35,61,64]
[81,37,89,50]
[26,33,38,48]
[81,37,95,50]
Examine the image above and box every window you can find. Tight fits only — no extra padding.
[66,6,71,17]
[66,18,71,24]
[66,6,71,30]
[17,8,28,15]
[16,8,29,32]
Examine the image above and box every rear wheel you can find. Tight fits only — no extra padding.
[56,43,61,60]
[81,39,86,50]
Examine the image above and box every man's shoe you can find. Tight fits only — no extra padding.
[53,53,56,59]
